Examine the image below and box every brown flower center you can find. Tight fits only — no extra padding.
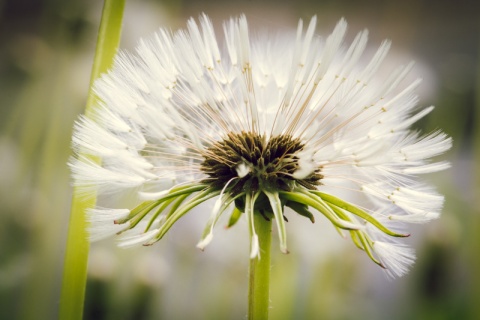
[200,131,322,196]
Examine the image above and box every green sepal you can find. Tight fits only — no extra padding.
[285,200,315,223]
[143,193,190,232]
[350,230,365,250]
[115,200,155,224]
[264,191,288,254]
[357,231,382,267]
[246,192,261,258]
[116,183,207,228]
[333,225,347,238]
[280,190,361,230]
[145,188,220,245]
[326,202,356,238]
[116,200,160,232]
[313,191,409,237]
[143,198,175,232]
[197,192,242,249]
[166,193,190,220]
[227,206,243,228]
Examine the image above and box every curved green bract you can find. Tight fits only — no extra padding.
[227,206,243,228]
[313,191,409,237]
[147,188,220,245]
[264,191,288,253]
[279,190,361,230]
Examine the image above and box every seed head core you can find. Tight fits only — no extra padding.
[200,132,322,196]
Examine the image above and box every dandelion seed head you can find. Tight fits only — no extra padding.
[70,14,451,278]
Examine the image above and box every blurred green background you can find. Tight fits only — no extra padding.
[0,0,479,319]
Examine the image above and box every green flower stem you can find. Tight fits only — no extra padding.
[248,213,272,320]
[59,1,125,319]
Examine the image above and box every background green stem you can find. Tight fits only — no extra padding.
[59,1,125,319]
[248,214,272,320]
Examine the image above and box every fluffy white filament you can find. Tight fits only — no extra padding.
[373,241,416,278]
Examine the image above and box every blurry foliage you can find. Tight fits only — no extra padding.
[0,0,479,319]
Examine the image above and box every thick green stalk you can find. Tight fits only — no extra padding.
[248,213,272,320]
[59,1,125,319]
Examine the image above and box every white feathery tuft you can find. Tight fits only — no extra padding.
[373,241,416,278]
[87,208,131,241]
[118,228,161,248]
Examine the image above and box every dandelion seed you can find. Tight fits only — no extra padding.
[70,14,451,278]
